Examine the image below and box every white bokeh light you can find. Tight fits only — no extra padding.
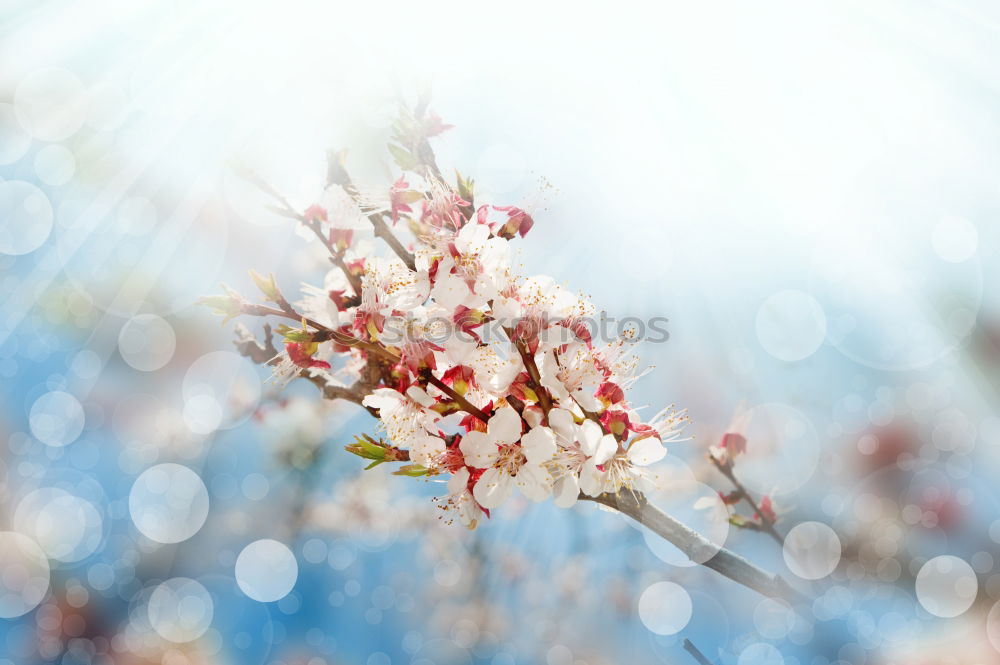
[755,289,827,362]
[235,539,298,602]
[118,314,177,371]
[987,600,1000,652]
[117,196,158,236]
[0,532,50,619]
[637,581,692,635]
[915,555,977,618]
[0,180,53,256]
[782,521,841,580]
[738,642,783,665]
[14,67,88,141]
[753,598,796,640]
[14,488,103,563]
[729,403,820,497]
[29,390,85,447]
[182,351,262,433]
[129,464,210,544]
[147,577,214,643]
[33,145,76,186]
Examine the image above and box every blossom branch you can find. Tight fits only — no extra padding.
[582,491,807,605]
[709,451,783,545]
[208,102,814,614]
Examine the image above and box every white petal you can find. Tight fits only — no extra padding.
[459,431,498,468]
[523,407,544,429]
[430,270,470,311]
[362,387,403,411]
[553,474,580,508]
[537,350,563,396]
[456,220,490,251]
[405,385,435,408]
[488,407,522,445]
[538,324,574,349]
[515,464,553,502]
[693,496,717,511]
[578,420,603,455]
[521,426,556,464]
[592,434,618,465]
[578,461,606,497]
[410,435,446,467]
[627,437,666,466]
[448,466,470,495]
[573,389,602,413]
[473,468,513,508]
[489,295,522,324]
[486,355,523,394]
[547,408,576,443]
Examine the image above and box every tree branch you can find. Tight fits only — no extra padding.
[582,491,807,605]
[682,640,715,665]
[240,303,399,363]
[232,323,379,417]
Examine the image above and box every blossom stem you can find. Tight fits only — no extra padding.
[709,453,784,545]
[242,303,398,363]
[582,491,807,605]
[421,370,491,423]
[337,179,417,272]
[329,249,364,297]
[503,327,552,414]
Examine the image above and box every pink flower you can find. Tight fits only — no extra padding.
[710,402,752,465]
[422,111,453,137]
[755,495,777,524]
[285,342,331,370]
[304,204,328,223]
[329,228,353,252]
[389,176,413,225]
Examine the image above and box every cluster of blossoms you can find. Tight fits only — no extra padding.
[205,102,688,529]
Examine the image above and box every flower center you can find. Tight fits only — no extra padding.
[495,443,526,475]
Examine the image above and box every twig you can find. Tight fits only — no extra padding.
[232,323,379,417]
[347,184,417,271]
[503,326,552,414]
[241,303,398,362]
[682,639,715,665]
[233,165,364,294]
[422,370,491,423]
[709,453,783,545]
[582,491,808,605]
[326,152,417,271]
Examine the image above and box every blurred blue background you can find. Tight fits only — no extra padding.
[3,1,1000,663]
